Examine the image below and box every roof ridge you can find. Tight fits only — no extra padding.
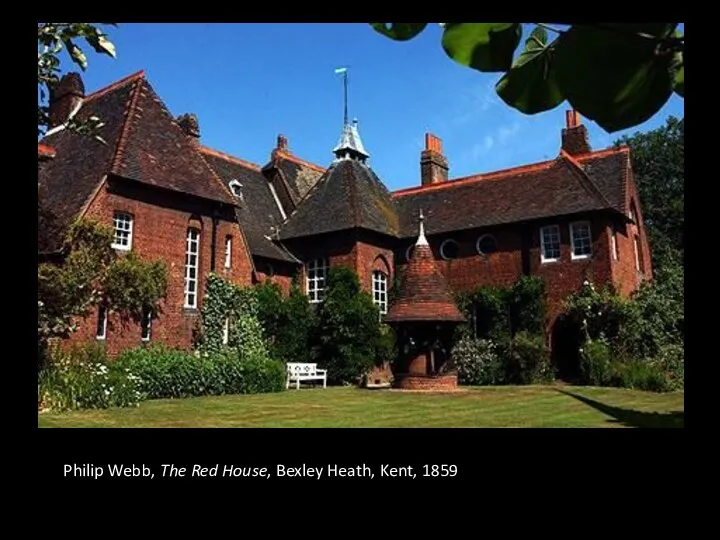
[199,145,262,171]
[392,160,555,198]
[83,70,146,103]
[575,145,630,161]
[559,150,614,209]
[110,76,144,175]
[274,150,326,173]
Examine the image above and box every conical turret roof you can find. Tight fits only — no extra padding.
[385,212,465,323]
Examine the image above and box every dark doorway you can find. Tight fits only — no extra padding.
[551,315,582,382]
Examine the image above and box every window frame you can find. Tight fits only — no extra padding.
[540,224,561,263]
[111,211,134,251]
[224,235,232,270]
[372,270,388,315]
[141,307,152,342]
[306,258,329,304]
[96,304,108,340]
[610,224,619,262]
[569,221,593,260]
[476,234,498,256]
[440,239,459,261]
[184,227,201,309]
[634,234,642,272]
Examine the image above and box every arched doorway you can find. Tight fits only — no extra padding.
[551,314,582,382]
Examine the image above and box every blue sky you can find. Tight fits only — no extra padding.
[66,23,685,191]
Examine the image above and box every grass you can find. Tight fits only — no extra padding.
[37,385,684,428]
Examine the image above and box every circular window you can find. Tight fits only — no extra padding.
[476,234,498,256]
[405,245,415,262]
[440,239,459,260]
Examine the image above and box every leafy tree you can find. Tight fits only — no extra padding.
[255,280,316,364]
[312,267,383,384]
[615,116,684,271]
[38,220,168,363]
[38,22,117,138]
[370,23,683,132]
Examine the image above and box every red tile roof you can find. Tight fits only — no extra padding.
[385,242,465,323]
[392,148,629,238]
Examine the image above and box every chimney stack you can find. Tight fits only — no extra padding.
[177,113,200,145]
[49,72,85,128]
[277,134,288,153]
[421,133,449,186]
[561,109,591,155]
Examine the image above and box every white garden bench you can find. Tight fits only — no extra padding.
[286,363,327,390]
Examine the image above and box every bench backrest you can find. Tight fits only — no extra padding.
[287,363,318,376]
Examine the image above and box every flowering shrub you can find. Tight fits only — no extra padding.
[503,331,555,384]
[579,338,613,386]
[451,336,503,385]
[38,344,142,411]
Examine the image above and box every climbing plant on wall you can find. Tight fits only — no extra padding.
[196,274,269,360]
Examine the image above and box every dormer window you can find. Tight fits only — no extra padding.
[229,179,243,199]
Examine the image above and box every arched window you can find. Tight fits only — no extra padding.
[306,258,329,303]
[372,270,388,314]
[440,239,459,260]
[184,227,201,308]
[476,234,498,256]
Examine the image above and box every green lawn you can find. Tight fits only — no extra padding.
[37,386,684,428]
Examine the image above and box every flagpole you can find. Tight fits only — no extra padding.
[343,69,348,126]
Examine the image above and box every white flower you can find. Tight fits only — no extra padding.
[583,280,589,286]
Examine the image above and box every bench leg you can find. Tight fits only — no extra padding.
[323,375,326,389]
[286,376,289,390]
[296,378,300,390]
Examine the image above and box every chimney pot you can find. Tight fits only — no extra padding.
[49,72,85,128]
[421,132,449,186]
[561,110,591,155]
[277,134,288,152]
[176,113,200,144]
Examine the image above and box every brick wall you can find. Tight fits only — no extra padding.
[252,256,299,295]
[69,176,254,356]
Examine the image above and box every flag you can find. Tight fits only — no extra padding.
[334,67,348,75]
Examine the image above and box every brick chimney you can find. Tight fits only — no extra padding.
[561,110,591,155]
[49,72,85,128]
[176,113,200,145]
[421,133,449,186]
[271,134,290,159]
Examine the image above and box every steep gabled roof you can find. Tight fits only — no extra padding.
[264,150,325,203]
[278,159,399,240]
[392,148,628,238]
[200,146,298,263]
[38,71,236,253]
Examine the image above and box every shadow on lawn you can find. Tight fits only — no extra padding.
[556,389,684,428]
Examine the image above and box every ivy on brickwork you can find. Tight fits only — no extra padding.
[196,274,269,360]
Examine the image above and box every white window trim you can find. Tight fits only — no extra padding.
[141,308,152,342]
[570,221,593,260]
[184,228,200,309]
[306,258,329,304]
[633,235,641,272]
[222,317,230,345]
[224,236,232,270]
[440,239,459,261]
[96,305,108,340]
[405,245,415,262]
[372,270,388,315]
[476,234,497,256]
[111,212,134,251]
[610,225,619,262]
[540,225,561,263]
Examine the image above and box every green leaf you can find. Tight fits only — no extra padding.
[86,33,117,58]
[554,24,677,132]
[674,63,684,97]
[370,23,427,41]
[64,39,88,70]
[495,26,564,114]
[442,23,521,72]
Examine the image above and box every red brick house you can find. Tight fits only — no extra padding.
[38,71,652,357]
